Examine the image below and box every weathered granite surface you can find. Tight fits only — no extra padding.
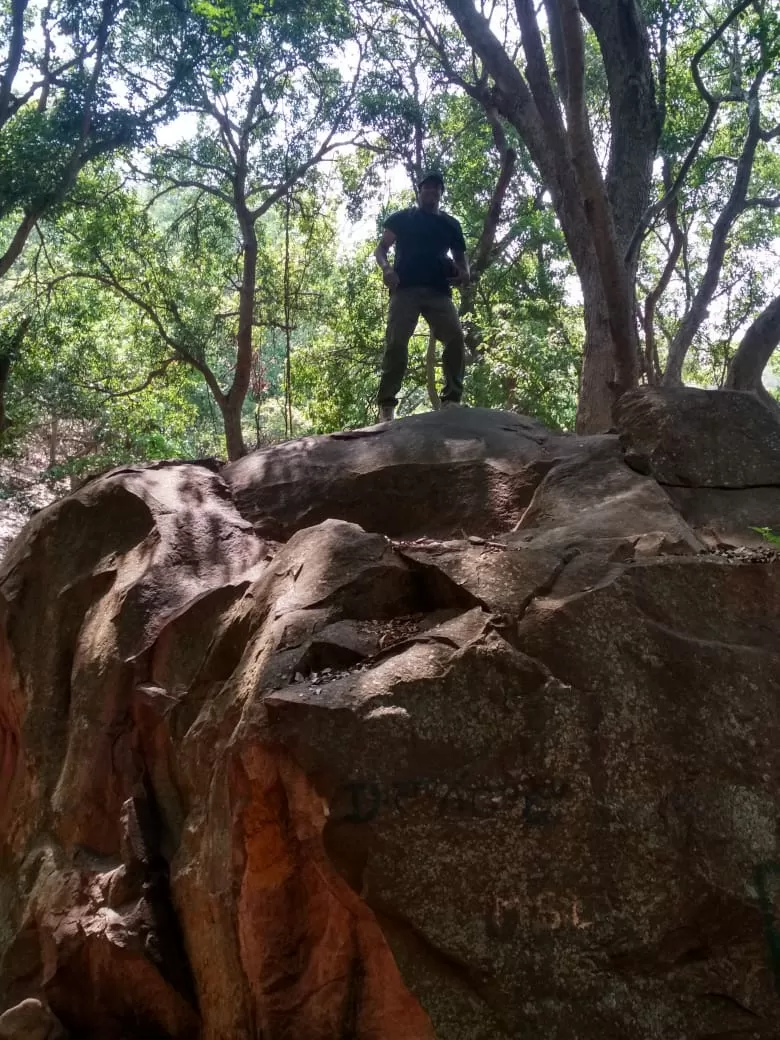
[1,392,779,1039]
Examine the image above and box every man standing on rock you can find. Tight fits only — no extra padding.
[374,171,470,422]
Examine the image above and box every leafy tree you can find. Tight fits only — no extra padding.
[133,0,361,458]
[0,0,190,277]
[390,0,660,433]
[291,240,389,430]
[21,160,347,460]
[0,0,194,438]
[638,0,780,387]
[0,179,221,466]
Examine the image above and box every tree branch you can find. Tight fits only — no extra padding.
[0,0,29,129]
[744,196,780,210]
[726,292,780,404]
[626,0,755,263]
[48,268,227,405]
[514,0,567,155]
[153,176,233,206]
[663,78,765,384]
[438,0,554,183]
[77,357,179,399]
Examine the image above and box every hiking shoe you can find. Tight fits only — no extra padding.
[440,399,461,410]
[379,403,395,422]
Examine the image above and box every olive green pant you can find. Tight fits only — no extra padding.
[377,287,466,406]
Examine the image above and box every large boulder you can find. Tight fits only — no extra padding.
[508,439,703,556]
[223,407,616,540]
[1,402,779,1039]
[268,553,780,1039]
[616,387,780,547]
[0,463,267,1039]
[616,386,780,487]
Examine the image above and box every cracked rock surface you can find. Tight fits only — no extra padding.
[1,394,779,1039]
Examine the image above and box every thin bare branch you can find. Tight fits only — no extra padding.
[77,357,179,399]
[0,0,29,128]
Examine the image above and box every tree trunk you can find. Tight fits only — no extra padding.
[725,293,780,417]
[663,91,763,386]
[441,0,658,432]
[0,212,38,281]
[220,400,247,463]
[642,158,683,385]
[578,0,660,260]
[49,416,59,468]
[228,198,257,460]
[545,163,631,433]
[0,349,11,440]
[458,287,482,361]
[0,316,30,443]
[577,254,617,432]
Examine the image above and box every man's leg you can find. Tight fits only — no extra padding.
[420,290,466,403]
[377,289,420,411]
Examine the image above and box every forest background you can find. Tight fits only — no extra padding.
[1,0,779,492]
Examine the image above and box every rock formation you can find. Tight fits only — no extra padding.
[1,389,779,1039]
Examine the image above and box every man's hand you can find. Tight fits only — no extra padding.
[450,266,470,288]
[382,267,400,291]
[375,228,398,290]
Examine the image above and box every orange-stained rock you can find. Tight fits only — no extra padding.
[1,403,780,1039]
[0,466,436,1039]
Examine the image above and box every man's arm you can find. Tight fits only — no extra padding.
[450,217,470,287]
[452,249,470,287]
[375,228,400,290]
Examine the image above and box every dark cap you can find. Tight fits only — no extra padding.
[417,170,445,189]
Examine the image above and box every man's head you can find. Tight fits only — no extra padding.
[417,171,444,212]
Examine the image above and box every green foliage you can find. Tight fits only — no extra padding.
[0,182,223,468]
[468,301,581,431]
[753,527,780,548]
[640,0,780,379]
[1,0,778,478]
[291,243,385,431]
[0,102,126,217]
[0,0,186,249]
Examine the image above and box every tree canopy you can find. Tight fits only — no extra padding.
[1,0,778,469]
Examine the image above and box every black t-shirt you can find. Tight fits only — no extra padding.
[384,207,466,295]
